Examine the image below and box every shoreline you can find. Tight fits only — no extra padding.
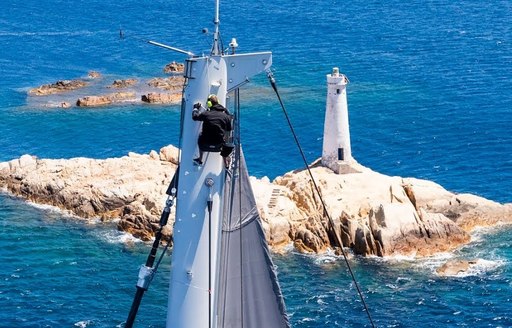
[2,145,511,265]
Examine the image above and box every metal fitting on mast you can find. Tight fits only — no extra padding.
[211,0,221,55]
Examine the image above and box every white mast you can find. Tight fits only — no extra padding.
[166,1,272,325]
[321,67,353,174]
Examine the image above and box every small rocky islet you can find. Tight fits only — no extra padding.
[27,62,185,108]
[1,145,511,276]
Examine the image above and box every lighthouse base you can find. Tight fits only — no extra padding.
[320,159,361,175]
[332,162,361,174]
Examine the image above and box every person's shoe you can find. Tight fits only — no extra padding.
[193,158,203,166]
[224,157,231,169]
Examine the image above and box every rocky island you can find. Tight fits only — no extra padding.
[27,62,185,108]
[1,145,511,267]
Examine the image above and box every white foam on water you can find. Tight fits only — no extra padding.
[276,242,295,254]
[469,225,504,244]
[298,317,315,323]
[26,201,85,220]
[413,252,455,270]
[95,229,142,244]
[375,253,421,263]
[312,248,339,265]
[455,258,506,277]
[74,320,92,327]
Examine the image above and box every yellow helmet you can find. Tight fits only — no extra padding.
[207,94,218,108]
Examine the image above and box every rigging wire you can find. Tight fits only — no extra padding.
[124,71,187,328]
[266,71,377,328]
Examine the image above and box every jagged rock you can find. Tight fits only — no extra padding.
[159,145,179,164]
[76,92,136,107]
[141,92,181,104]
[76,95,111,107]
[88,71,102,79]
[110,79,137,88]
[0,147,176,245]
[28,73,184,108]
[163,61,185,74]
[29,80,89,96]
[272,161,511,256]
[436,259,478,276]
[1,151,511,257]
[147,77,184,91]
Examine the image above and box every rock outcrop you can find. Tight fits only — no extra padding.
[436,259,478,276]
[163,61,185,74]
[27,64,185,108]
[109,79,138,88]
[29,80,89,96]
[0,147,179,242]
[76,92,137,107]
[141,92,181,104]
[1,150,511,257]
[147,77,184,91]
[88,71,102,79]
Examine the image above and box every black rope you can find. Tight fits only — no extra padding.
[124,71,186,327]
[267,71,377,328]
[124,193,175,328]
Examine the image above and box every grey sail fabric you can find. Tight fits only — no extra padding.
[217,149,290,328]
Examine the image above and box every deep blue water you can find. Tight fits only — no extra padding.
[1,0,511,327]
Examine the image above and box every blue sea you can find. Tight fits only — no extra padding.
[1,0,511,327]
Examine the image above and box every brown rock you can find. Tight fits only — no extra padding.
[29,80,88,96]
[163,61,185,74]
[159,145,179,164]
[436,259,478,276]
[141,92,181,104]
[272,161,510,256]
[110,79,138,88]
[88,71,102,79]
[0,150,177,235]
[147,77,184,91]
[76,95,112,107]
[76,92,136,107]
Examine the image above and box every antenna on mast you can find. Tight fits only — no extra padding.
[211,0,221,55]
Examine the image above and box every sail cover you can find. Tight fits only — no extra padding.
[217,149,290,328]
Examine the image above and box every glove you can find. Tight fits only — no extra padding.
[192,102,205,120]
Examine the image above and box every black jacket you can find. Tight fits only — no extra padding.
[192,104,232,150]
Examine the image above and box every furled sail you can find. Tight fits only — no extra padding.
[217,149,290,328]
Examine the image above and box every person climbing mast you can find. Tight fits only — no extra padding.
[192,94,233,168]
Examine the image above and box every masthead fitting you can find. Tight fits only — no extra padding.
[229,38,238,54]
[229,38,238,48]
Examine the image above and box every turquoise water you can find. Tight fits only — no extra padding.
[1,0,511,326]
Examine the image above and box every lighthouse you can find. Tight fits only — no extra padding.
[321,67,353,174]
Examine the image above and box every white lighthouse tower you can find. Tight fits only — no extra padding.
[321,67,353,174]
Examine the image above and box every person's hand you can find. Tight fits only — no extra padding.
[193,102,202,109]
